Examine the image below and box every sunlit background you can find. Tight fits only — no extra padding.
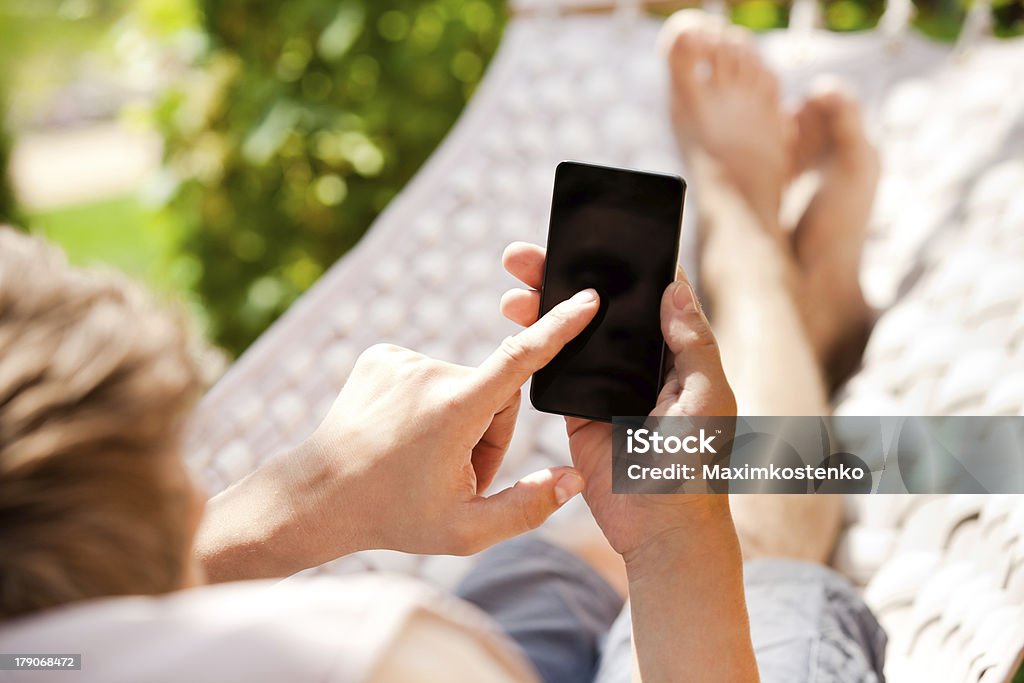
[1,0,1021,357]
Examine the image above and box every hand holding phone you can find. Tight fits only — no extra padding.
[529,161,686,422]
[501,240,737,552]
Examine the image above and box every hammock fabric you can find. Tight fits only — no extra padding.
[185,2,1024,679]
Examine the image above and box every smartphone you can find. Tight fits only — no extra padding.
[530,161,686,422]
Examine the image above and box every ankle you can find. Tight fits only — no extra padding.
[701,234,800,312]
[693,159,782,231]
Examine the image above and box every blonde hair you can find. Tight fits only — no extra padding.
[0,227,203,619]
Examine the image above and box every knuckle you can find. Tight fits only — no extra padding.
[681,310,718,348]
[356,344,445,387]
[448,522,485,556]
[546,302,575,329]
[435,386,468,417]
[514,487,545,532]
[359,343,403,364]
[371,342,404,355]
[498,334,533,372]
[414,357,444,380]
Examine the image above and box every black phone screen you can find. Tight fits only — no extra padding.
[530,161,685,422]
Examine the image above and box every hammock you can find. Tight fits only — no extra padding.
[185,1,1024,679]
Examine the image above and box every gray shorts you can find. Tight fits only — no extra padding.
[456,536,886,683]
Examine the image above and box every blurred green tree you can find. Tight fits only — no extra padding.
[154,0,1020,356]
[0,109,17,226]
[156,0,505,355]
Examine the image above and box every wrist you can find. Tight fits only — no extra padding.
[274,436,373,566]
[195,438,369,582]
[623,497,738,582]
[194,465,303,582]
[623,498,757,683]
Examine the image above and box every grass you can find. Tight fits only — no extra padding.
[27,194,181,293]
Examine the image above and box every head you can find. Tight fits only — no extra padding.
[0,227,206,620]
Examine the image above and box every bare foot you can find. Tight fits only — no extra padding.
[663,11,799,308]
[666,11,878,389]
[664,10,794,234]
[662,14,845,566]
[790,82,879,387]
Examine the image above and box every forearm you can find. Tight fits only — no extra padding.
[625,500,759,683]
[194,441,365,583]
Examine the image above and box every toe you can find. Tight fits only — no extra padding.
[709,32,740,86]
[659,8,729,55]
[792,100,827,174]
[757,56,778,104]
[710,25,780,102]
[668,31,711,94]
[805,79,878,174]
[726,35,753,85]
[723,26,761,85]
[747,48,781,105]
[792,79,867,173]
[662,10,730,91]
[806,80,863,143]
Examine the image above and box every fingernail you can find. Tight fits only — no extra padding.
[571,288,599,305]
[672,281,699,312]
[554,471,585,506]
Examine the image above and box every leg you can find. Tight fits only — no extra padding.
[664,12,880,399]
[664,11,828,417]
[665,13,844,564]
[742,560,887,682]
[790,81,879,388]
[455,535,624,683]
[593,560,887,683]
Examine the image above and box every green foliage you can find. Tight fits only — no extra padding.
[0,111,16,227]
[822,0,885,32]
[147,0,1020,355]
[991,0,1024,38]
[725,0,1023,37]
[156,0,505,355]
[28,194,183,290]
[0,78,16,227]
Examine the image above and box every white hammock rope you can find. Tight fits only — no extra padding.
[878,0,916,44]
[185,2,1024,679]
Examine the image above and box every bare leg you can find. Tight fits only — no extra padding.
[665,12,842,563]
[665,12,827,417]
[791,82,879,388]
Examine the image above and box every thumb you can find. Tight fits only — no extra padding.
[466,467,585,550]
[660,278,735,412]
